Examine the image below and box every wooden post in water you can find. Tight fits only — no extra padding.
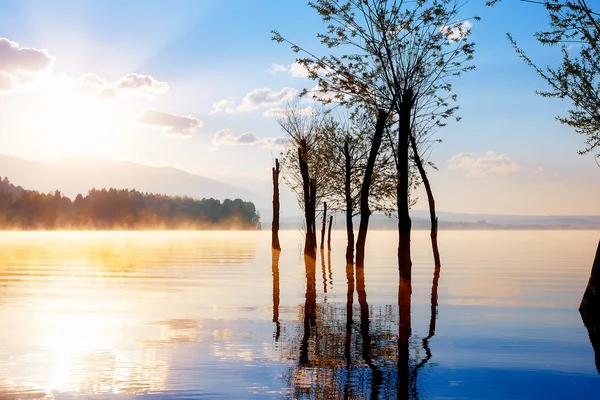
[320,202,327,250]
[327,215,333,251]
[271,158,281,250]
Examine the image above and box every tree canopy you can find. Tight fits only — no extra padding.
[490,0,600,162]
[0,177,260,230]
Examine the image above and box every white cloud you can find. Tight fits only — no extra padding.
[267,63,288,74]
[210,87,299,114]
[137,109,202,138]
[212,128,289,151]
[213,129,260,145]
[237,87,298,112]
[263,106,315,118]
[75,72,168,98]
[0,37,54,92]
[75,73,116,98]
[268,61,327,79]
[261,137,290,150]
[447,151,520,178]
[441,20,473,42]
[116,73,169,97]
[210,98,236,115]
[289,62,310,78]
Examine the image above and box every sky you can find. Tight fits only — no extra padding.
[0,0,599,216]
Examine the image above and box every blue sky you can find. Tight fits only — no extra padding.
[0,0,598,215]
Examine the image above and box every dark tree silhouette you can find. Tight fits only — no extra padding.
[272,158,281,250]
[327,215,333,250]
[320,202,327,250]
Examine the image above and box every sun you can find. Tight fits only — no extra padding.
[34,76,123,160]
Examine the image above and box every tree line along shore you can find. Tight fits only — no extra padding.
[0,177,260,230]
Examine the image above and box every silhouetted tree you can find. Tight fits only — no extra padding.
[277,107,329,257]
[272,158,281,250]
[327,215,333,250]
[320,201,327,250]
[315,113,396,264]
[409,125,442,268]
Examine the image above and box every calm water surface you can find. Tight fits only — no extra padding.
[0,230,599,399]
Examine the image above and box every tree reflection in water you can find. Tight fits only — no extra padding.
[276,252,442,399]
[272,249,281,342]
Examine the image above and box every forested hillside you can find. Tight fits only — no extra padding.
[0,177,260,230]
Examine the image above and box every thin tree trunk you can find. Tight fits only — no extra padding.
[320,202,327,250]
[309,179,317,257]
[408,134,440,268]
[397,90,413,279]
[344,140,355,264]
[327,215,333,251]
[299,141,315,257]
[356,109,387,267]
[271,158,281,250]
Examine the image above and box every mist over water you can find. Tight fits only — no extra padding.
[0,230,599,399]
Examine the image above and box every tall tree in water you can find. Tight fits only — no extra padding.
[272,158,281,251]
[276,107,327,257]
[273,8,399,268]
[315,113,395,263]
[274,0,476,271]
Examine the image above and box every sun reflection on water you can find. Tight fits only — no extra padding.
[0,230,598,398]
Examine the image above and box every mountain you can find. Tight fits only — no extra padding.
[267,212,600,230]
[0,154,261,204]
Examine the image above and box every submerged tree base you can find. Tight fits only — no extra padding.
[580,240,600,374]
[580,240,600,314]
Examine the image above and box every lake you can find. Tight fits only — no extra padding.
[0,230,599,399]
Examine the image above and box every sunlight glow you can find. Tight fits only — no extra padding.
[33,76,122,159]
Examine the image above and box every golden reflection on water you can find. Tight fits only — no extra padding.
[0,231,258,398]
[0,230,598,398]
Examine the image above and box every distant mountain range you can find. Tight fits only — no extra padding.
[1,154,599,230]
[0,154,260,203]
[272,212,600,231]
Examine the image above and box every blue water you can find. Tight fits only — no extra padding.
[0,230,598,399]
